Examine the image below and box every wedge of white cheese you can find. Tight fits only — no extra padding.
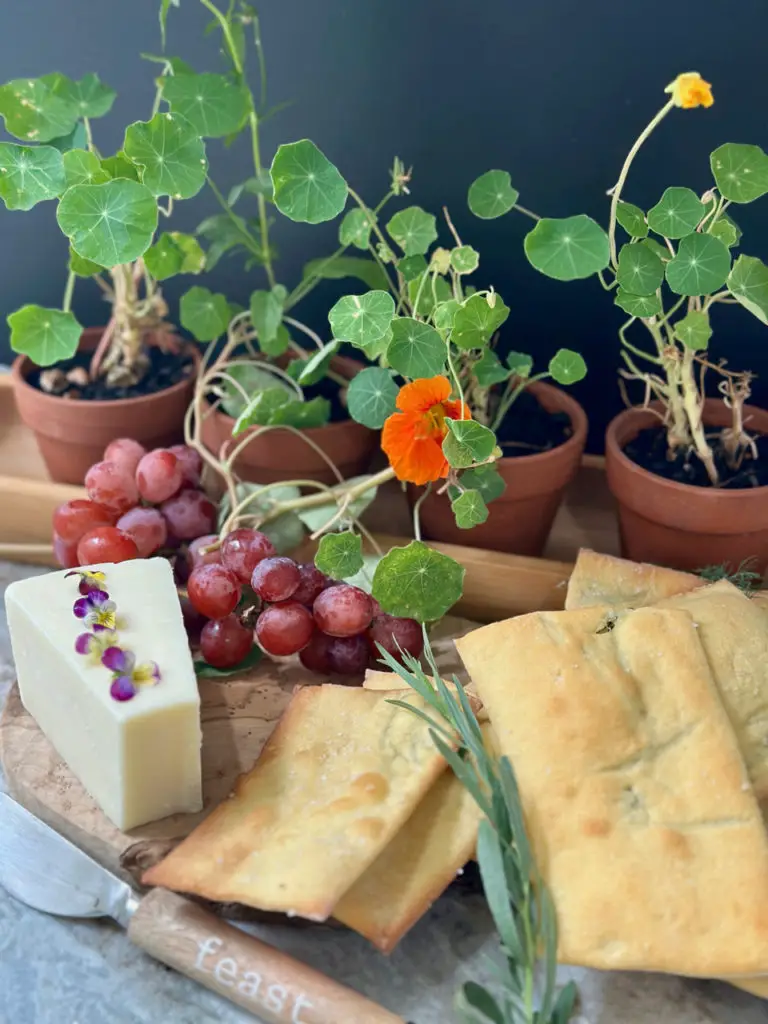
[5,557,203,831]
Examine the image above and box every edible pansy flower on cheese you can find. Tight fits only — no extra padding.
[101,646,161,702]
[66,568,108,595]
[74,630,117,665]
[73,589,117,632]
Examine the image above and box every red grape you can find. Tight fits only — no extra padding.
[168,444,203,488]
[77,526,139,565]
[103,438,146,475]
[313,584,373,637]
[292,563,329,606]
[53,499,115,543]
[116,506,167,558]
[179,596,208,645]
[161,489,217,540]
[187,563,241,619]
[366,614,424,664]
[255,601,314,657]
[187,534,221,569]
[251,557,300,603]
[327,635,369,676]
[53,532,79,569]
[200,615,253,669]
[136,449,183,504]
[85,460,139,515]
[220,528,275,584]
[299,629,334,673]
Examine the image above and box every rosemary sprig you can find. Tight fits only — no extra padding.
[379,641,578,1024]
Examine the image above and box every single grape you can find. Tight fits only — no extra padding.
[168,444,203,488]
[366,613,424,664]
[298,629,335,673]
[116,506,167,558]
[161,489,217,541]
[200,615,253,669]
[53,532,79,569]
[179,596,208,645]
[313,584,373,637]
[292,563,329,606]
[53,498,115,544]
[220,528,276,585]
[370,597,383,617]
[187,563,241,619]
[255,601,314,657]
[77,526,139,565]
[136,449,183,504]
[85,460,139,515]
[187,533,221,569]
[251,557,301,603]
[103,438,146,475]
[327,635,369,676]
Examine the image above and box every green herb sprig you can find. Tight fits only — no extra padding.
[698,558,763,594]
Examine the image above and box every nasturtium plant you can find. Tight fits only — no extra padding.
[386,206,438,256]
[270,139,348,224]
[467,170,519,220]
[7,306,82,366]
[451,488,489,529]
[346,367,399,428]
[0,143,65,210]
[314,531,364,579]
[180,286,231,342]
[372,540,465,623]
[160,73,249,138]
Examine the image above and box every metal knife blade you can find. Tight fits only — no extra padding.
[0,792,137,926]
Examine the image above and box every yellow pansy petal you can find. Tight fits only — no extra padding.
[665,72,714,109]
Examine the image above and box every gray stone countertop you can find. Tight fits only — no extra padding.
[0,561,766,1024]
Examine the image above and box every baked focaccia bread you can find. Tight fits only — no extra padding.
[143,684,451,921]
[455,605,768,977]
[565,548,701,610]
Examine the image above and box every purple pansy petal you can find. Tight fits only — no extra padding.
[110,676,136,702]
[73,597,91,619]
[88,590,110,609]
[101,647,133,673]
[74,633,96,655]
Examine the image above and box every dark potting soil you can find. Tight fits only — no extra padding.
[27,346,195,402]
[624,424,768,489]
[493,387,573,457]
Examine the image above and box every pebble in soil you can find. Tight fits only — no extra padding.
[492,387,573,456]
[624,426,768,489]
[28,346,195,401]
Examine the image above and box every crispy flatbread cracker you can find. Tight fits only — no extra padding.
[565,548,701,610]
[726,976,768,999]
[143,684,451,921]
[363,669,487,721]
[455,606,768,977]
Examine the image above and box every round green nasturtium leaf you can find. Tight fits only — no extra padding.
[443,419,497,469]
[616,243,664,295]
[646,187,706,239]
[386,317,446,378]
[42,72,116,120]
[100,152,140,181]
[524,215,610,281]
[328,290,395,349]
[451,245,479,275]
[297,340,340,386]
[507,351,534,377]
[62,149,109,189]
[0,143,65,210]
[408,274,452,318]
[339,208,375,250]
[451,293,510,350]
[57,179,158,267]
[451,489,489,529]
[548,348,587,386]
[467,169,519,219]
[124,112,207,199]
[346,366,399,429]
[710,143,768,204]
[250,288,284,347]
[459,464,506,503]
[727,254,768,325]
[144,231,205,280]
[614,288,662,318]
[397,254,427,282]
[68,249,103,277]
[615,200,648,238]
[473,348,510,387]
[314,531,364,580]
[180,286,231,342]
[160,73,248,138]
[7,305,82,366]
[0,78,78,143]
[674,310,712,350]
[664,233,731,296]
[433,298,460,334]
[372,540,465,623]
[385,206,437,257]
[709,218,739,248]
[270,139,348,224]
[48,121,88,154]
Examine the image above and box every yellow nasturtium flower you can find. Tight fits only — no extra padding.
[665,72,714,109]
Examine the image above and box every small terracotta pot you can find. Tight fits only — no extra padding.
[408,381,588,556]
[12,326,198,486]
[606,401,768,573]
[200,354,378,486]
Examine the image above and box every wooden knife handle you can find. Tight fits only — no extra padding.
[127,888,404,1024]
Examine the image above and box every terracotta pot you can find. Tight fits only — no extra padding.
[408,381,588,555]
[605,401,768,573]
[12,326,198,486]
[200,354,378,485]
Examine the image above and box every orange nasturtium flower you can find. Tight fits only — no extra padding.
[664,72,713,109]
[382,375,471,486]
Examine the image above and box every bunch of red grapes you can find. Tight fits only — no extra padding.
[52,439,424,677]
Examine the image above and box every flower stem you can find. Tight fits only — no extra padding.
[62,270,76,313]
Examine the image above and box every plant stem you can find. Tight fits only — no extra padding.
[205,176,264,260]
[62,270,76,313]
[82,117,95,154]
[491,373,547,433]
[513,203,541,222]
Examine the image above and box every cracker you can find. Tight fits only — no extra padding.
[565,548,701,610]
[143,684,450,921]
[455,606,768,976]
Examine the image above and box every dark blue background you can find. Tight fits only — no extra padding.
[2,0,767,450]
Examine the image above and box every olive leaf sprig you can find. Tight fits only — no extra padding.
[378,640,578,1024]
